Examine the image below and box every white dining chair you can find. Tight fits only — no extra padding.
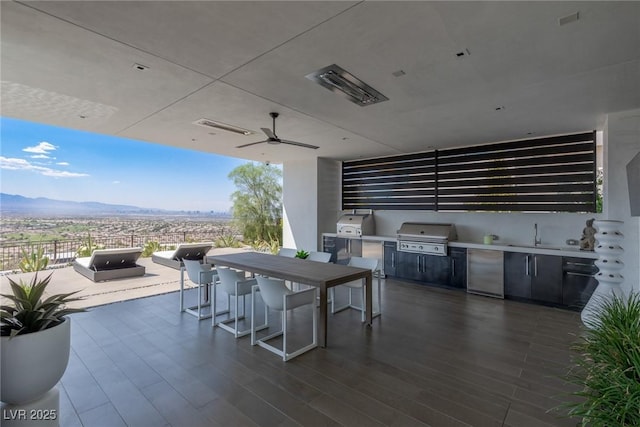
[214,267,267,338]
[330,256,381,322]
[251,276,317,361]
[297,251,332,293]
[181,259,219,320]
[277,247,297,258]
[307,251,332,263]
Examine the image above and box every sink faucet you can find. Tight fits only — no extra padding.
[534,223,542,246]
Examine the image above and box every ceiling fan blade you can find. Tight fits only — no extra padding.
[236,140,267,148]
[280,139,320,150]
[261,127,276,139]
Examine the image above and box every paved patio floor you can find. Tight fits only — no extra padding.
[0,247,250,309]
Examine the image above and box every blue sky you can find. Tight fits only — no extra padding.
[0,117,248,211]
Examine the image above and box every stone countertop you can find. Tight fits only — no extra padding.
[448,241,598,259]
[322,233,598,259]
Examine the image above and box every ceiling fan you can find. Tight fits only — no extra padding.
[236,112,319,150]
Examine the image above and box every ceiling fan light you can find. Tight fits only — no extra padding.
[193,118,254,136]
[306,64,388,107]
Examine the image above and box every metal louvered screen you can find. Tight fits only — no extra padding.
[342,151,436,210]
[342,132,597,213]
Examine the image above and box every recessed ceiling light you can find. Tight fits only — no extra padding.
[193,118,254,135]
[132,63,149,71]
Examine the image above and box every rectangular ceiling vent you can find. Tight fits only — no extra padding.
[305,64,388,107]
[192,118,254,135]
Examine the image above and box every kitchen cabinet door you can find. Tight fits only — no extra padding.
[421,255,451,286]
[504,252,532,299]
[530,254,563,304]
[396,251,422,281]
[383,242,397,277]
[449,248,467,288]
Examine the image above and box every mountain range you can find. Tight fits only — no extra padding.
[0,193,231,217]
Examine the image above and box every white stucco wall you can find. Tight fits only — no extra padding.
[282,157,341,251]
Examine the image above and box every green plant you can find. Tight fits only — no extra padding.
[18,245,49,272]
[215,233,241,248]
[561,292,640,426]
[142,241,162,257]
[295,250,309,259]
[76,233,105,257]
[0,273,86,337]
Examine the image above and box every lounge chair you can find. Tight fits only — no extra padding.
[73,247,145,282]
[151,242,213,270]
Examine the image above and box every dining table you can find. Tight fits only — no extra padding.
[205,251,373,347]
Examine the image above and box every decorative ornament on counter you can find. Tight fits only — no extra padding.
[579,218,596,251]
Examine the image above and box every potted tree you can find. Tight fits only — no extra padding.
[1,273,86,405]
[562,292,640,426]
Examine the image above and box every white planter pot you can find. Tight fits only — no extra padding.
[1,318,71,405]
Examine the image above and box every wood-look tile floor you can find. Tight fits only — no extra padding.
[59,278,584,427]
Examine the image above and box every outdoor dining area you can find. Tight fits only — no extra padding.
[1,245,584,427]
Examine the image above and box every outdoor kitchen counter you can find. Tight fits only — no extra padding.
[448,241,598,259]
[322,233,597,259]
[322,233,396,242]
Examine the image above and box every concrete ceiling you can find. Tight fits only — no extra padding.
[2,1,639,164]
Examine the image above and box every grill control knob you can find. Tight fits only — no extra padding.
[419,246,423,250]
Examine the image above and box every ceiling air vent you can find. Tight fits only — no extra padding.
[305,64,388,107]
[192,118,254,135]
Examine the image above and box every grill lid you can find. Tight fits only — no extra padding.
[397,222,457,242]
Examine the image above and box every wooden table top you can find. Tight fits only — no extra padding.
[206,251,371,288]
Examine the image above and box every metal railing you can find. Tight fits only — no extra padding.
[1,232,221,272]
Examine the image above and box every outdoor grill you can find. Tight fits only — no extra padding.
[336,210,375,237]
[396,222,457,256]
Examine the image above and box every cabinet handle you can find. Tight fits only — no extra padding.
[534,256,538,277]
[566,272,593,277]
[391,252,395,268]
[452,258,456,275]
[525,255,530,276]
[417,255,421,272]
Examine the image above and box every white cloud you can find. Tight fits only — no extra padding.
[56,162,70,166]
[0,156,88,178]
[23,141,57,154]
[30,154,50,159]
[112,181,121,184]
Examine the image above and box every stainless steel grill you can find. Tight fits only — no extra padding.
[336,211,375,237]
[396,222,457,256]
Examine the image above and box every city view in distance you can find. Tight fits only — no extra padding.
[0,117,259,270]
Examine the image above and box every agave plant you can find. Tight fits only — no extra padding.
[76,233,105,257]
[18,245,49,272]
[295,250,310,259]
[0,273,86,337]
[561,292,640,426]
[142,241,162,257]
